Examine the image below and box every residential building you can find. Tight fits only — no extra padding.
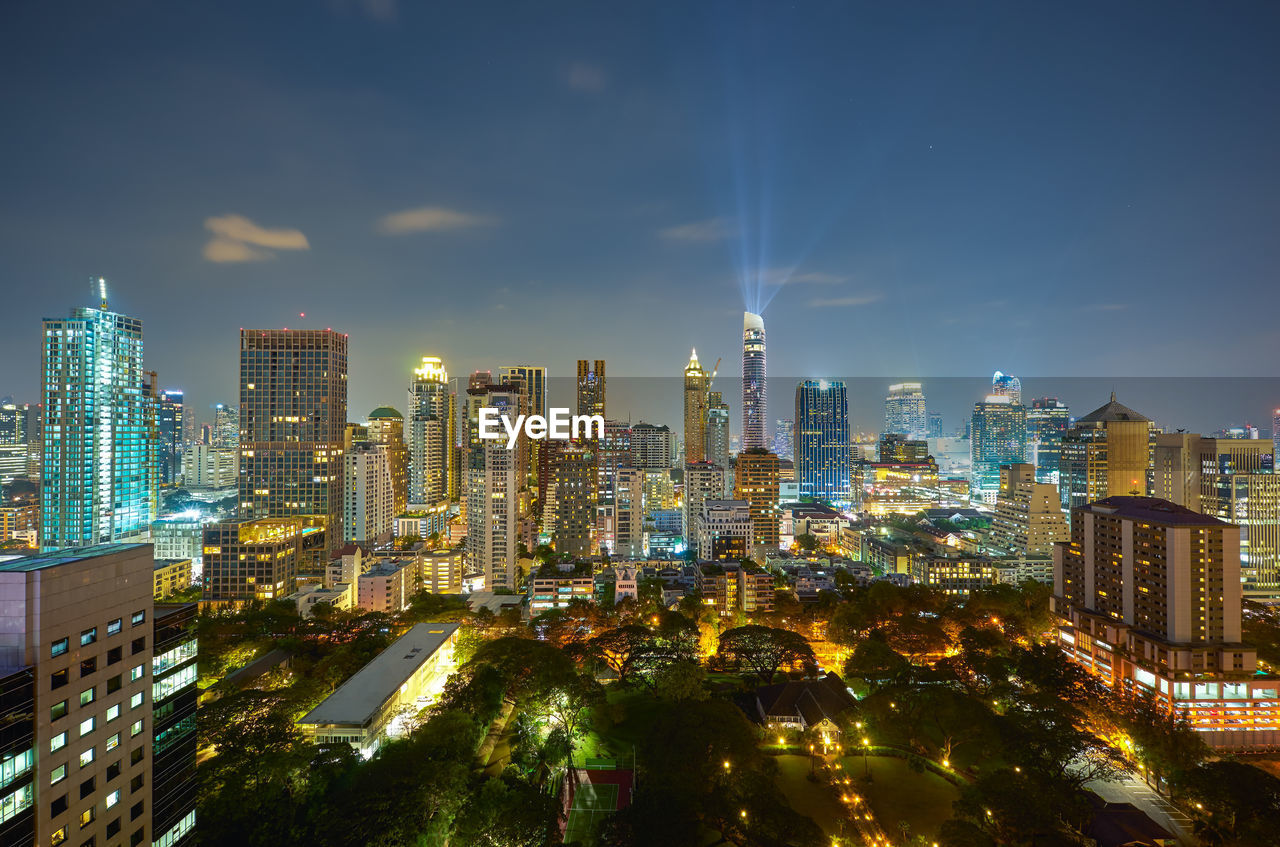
[238,328,347,554]
[356,559,416,613]
[741,312,767,450]
[612,467,645,559]
[395,501,449,541]
[991,463,1069,556]
[1060,393,1153,514]
[153,559,193,599]
[202,517,317,602]
[911,554,1000,597]
[696,500,752,561]
[1053,496,1280,749]
[297,624,459,757]
[180,444,237,491]
[884,382,927,440]
[0,503,38,548]
[528,563,596,614]
[41,292,158,549]
[553,446,595,557]
[794,380,851,502]
[735,448,781,553]
[407,357,453,507]
[150,516,206,573]
[366,406,410,517]
[683,350,709,464]
[705,391,730,490]
[683,462,726,544]
[970,394,1027,504]
[630,423,673,471]
[343,439,395,545]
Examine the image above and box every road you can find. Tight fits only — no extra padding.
[1087,771,1197,846]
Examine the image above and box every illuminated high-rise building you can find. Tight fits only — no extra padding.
[0,400,27,484]
[794,380,851,502]
[212,403,238,449]
[991,370,1022,404]
[884,382,927,440]
[407,357,452,506]
[771,418,794,461]
[552,445,595,558]
[40,285,158,549]
[367,406,410,515]
[705,390,730,491]
[683,461,726,544]
[157,389,185,485]
[630,422,673,471]
[597,419,632,503]
[343,426,395,545]
[683,350,709,464]
[499,365,547,418]
[1273,408,1280,464]
[466,380,523,589]
[927,412,944,439]
[577,359,606,419]
[741,312,767,450]
[238,328,347,553]
[734,448,780,552]
[1060,393,1153,514]
[991,462,1068,556]
[970,394,1027,504]
[1027,397,1069,484]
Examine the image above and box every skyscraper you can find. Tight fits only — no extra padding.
[466,380,522,590]
[1027,397,1069,484]
[630,422,673,471]
[734,448,780,552]
[1060,393,1152,514]
[343,425,395,545]
[741,312,767,450]
[366,406,409,516]
[794,380,851,502]
[238,328,348,552]
[926,412,944,439]
[0,400,27,484]
[991,463,1068,556]
[705,390,730,489]
[683,461,726,544]
[40,287,158,549]
[884,382,927,440]
[157,389,184,486]
[991,370,1022,404]
[499,365,547,419]
[771,419,794,461]
[683,350,709,464]
[576,359,606,419]
[407,357,452,506]
[212,403,238,449]
[969,394,1027,504]
[1273,408,1280,464]
[552,445,595,558]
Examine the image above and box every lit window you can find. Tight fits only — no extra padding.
[107,618,122,635]
[106,733,120,752]
[51,764,66,785]
[79,688,95,707]
[130,692,143,709]
[78,717,95,737]
[106,789,120,809]
[129,720,143,738]
[80,628,97,647]
[51,638,69,658]
[79,747,94,768]
[106,705,120,722]
[51,732,67,753]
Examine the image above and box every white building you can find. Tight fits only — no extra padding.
[467,442,518,591]
[696,500,752,561]
[344,443,395,545]
[181,444,238,491]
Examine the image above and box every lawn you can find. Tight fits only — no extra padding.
[773,755,846,836]
[843,755,960,840]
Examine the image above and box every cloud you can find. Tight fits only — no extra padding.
[565,61,608,93]
[659,217,733,243]
[807,294,883,308]
[762,268,847,286]
[202,214,309,263]
[378,206,497,235]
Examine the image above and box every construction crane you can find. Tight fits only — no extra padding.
[707,357,722,390]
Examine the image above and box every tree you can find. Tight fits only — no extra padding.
[795,532,819,552]
[716,625,816,683]
[1181,761,1280,846]
[843,637,910,689]
[653,660,708,702]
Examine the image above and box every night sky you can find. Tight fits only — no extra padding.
[3,2,1279,434]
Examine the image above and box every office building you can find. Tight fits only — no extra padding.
[1053,497,1279,749]
[705,390,730,488]
[0,665,34,844]
[150,516,206,573]
[366,406,409,517]
[741,312,767,450]
[41,291,158,549]
[0,400,28,484]
[576,360,606,419]
[683,350,709,464]
[1153,434,1279,597]
[683,461,726,545]
[202,517,317,602]
[157,390,185,486]
[552,446,594,558]
[630,422,673,471]
[771,419,794,461]
[794,380,851,502]
[1060,393,1153,514]
[151,603,197,847]
[466,380,522,590]
[991,370,1021,404]
[927,412,944,439]
[0,544,158,847]
[297,624,459,757]
[238,328,347,553]
[180,444,237,491]
[734,448,780,553]
[884,382,927,440]
[878,433,931,464]
[597,419,631,503]
[1027,397,1069,484]
[911,554,1000,597]
[212,404,238,449]
[499,366,547,419]
[990,463,1068,556]
[407,357,453,507]
[970,394,1027,504]
[696,500,752,561]
[528,566,595,614]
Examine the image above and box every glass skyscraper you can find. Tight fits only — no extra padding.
[970,394,1027,504]
[1027,397,1069,484]
[40,293,158,549]
[884,382,927,439]
[742,311,767,450]
[794,379,850,502]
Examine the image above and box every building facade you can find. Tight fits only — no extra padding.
[970,395,1027,504]
[407,357,453,507]
[734,448,780,553]
[741,312,767,450]
[884,382,927,440]
[683,350,709,465]
[794,380,850,502]
[1060,393,1153,515]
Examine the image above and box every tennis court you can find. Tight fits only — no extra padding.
[563,780,619,844]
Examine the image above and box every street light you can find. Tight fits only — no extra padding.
[862,737,871,779]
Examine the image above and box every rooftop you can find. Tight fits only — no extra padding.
[1086,496,1231,527]
[0,543,150,573]
[299,623,459,727]
[1075,392,1151,424]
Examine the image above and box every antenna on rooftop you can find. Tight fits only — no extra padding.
[95,276,108,310]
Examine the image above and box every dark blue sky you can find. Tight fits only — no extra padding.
[2,1,1278,430]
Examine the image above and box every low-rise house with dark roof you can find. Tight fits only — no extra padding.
[753,672,858,737]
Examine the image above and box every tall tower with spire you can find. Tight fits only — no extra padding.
[742,311,767,450]
[683,350,709,464]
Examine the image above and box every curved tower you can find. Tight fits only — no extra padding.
[742,311,767,450]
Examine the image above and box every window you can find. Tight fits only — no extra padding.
[51,825,67,845]
[129,692,143,710]
[79,806,95,828]
[52,669,69,690]
[106,790,119,809]
[130,747,143,766]
[52,638,69,658]
[79,688,95,707]
[51,794,68,816]
[80,628,97,647]
[106,819,120,838]
[129,720,143,738]
[129,774,144,792]
[79,748,94,768]
[106,762,121,781]
[106,675,121,694]
[78,717,95,737]
[106,646,122,666]
[107,618,122,635]
[51,700,68,721]
[131,611,145,626]
[79,657,96,677]
[79,777,94,799]
[51,732,67,753]
[129,800,143,819]
[130,637,145,655]
[129,665,143,682]
[51,764,66,785]
[130,829,144,846]
[106,704,120,723]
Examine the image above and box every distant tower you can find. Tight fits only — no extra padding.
[884,382,927,439]
[367,405,410,516]
[794,380,851,502]
[683,350,709,464]
[970,393,1027,504]
[705,391,730,493]
[41,280,158,549]
[408,357,452,506]
[742,311,767,450]
[577,360,606,419]
[992,371,1022,404]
